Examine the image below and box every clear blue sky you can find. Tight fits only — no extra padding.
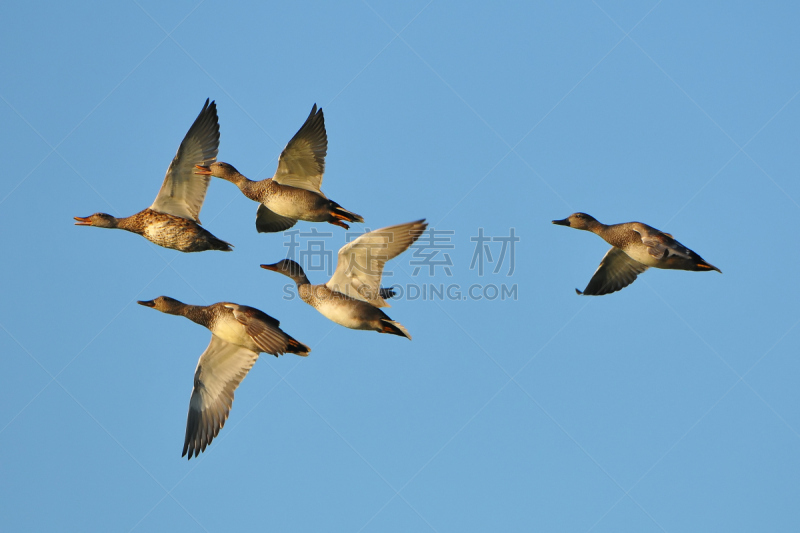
[2,1,799,531]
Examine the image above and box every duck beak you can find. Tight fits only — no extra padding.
[74,216,93,226]
[194,165,212,175]
[552,218,570,226]
[260,263,279,272]
[137,299,156,308]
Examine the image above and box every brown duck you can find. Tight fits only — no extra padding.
[74,99,232,252]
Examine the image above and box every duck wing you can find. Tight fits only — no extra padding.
[327,219,427,307]
[578,247,649,296]
[272,104,327,196]
[182,335,258,459]
[224,303,309,355]
[151,99,220,223]
[255,204,298,233]
[631,223,692,260]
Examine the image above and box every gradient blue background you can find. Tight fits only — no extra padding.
[2,1,799,531]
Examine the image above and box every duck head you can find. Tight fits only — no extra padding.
[74,213,119,228]
[552,213,601,231]
[137,296,187,315]
[261,259,309,285]
[195,162,244,182]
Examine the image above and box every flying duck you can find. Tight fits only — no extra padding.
[261,219,427,339]
[195,104,363,233]
[552,212,721,295]
[74,99,232,252]
[137,296,310,458]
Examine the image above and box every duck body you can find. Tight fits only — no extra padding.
[297,283,399,333]
[139,297,309,357]
[174,301,261,353]
[586,221,710,270]
[76,209,232,252]
[246,178,329,220]
[206,166,357,228]
[195,104,363,233]
[552,213,720,295]
[75,99,231,252]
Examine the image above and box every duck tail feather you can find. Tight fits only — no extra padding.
[380,319,412,340]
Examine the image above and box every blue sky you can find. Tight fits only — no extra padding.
[2,1,799,531]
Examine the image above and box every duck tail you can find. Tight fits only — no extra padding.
[285,337,311,356]
[379,319,412,340]
[694,258,721,273]
[328,201,364,229]
[210,236,234,252]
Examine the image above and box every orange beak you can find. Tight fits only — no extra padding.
[260,264,279,272]
[194,165,212,175]
[74,216,93,226]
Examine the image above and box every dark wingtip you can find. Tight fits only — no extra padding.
[379,287,397,300]
[575,288,583,295]
[183,445,197,460]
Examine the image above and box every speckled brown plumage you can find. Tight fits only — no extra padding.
[75,209,232,253]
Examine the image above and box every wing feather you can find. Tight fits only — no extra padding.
[632,224,693,260]
[326,220,427,307]
[151,99,220,222]
[272,104,327,195]
[255,204,298,233]
[225,304,309,356]
[182,336,258,459]
[578,247,649,296]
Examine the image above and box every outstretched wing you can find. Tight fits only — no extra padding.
[272,104,327,196]
[327,220,427,307]
[577,247,649,296]
[151,99,220,222]
[182,335,258,459]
